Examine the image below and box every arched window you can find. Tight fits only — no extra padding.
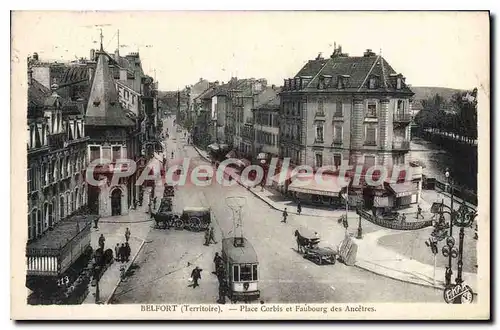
[60,196,65,220]
[75,188,80,210]
[28,209,36,241]
[71,190,76,212]
[66,192,71,216]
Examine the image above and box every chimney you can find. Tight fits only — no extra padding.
[363,49,376,57]
[28,68,33,85]
[32,52,39,61]
[199,77,203,82]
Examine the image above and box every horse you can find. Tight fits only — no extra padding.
[294,230,320,253]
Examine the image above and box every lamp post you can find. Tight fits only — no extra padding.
[444,169,454,287]
[356,197,363,239]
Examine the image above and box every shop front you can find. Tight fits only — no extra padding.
[287,173,344,207]
[387,181,419,209]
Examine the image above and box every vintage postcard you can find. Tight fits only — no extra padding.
[11,11,490,320]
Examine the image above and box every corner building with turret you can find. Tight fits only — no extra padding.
[278,46,423,211]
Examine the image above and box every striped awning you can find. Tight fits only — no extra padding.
[288,174,344,197]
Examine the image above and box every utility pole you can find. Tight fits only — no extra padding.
[117,29,120,55]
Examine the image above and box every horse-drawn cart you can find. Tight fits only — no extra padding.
[302,246,337,265]
[153,204,211,232]
[294,227,337,265]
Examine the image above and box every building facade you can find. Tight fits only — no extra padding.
[26,68,93,304]
[280,47,422,209]
[85,50,141,217]
[253,90,281,159]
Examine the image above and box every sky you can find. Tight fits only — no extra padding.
[12,11,489,92]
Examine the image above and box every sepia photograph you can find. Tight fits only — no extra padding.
[10,10,490,320]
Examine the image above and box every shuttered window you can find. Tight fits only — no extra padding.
[365,126,377,146]
[364,155,376,167]
[90,146,100,162]
[334,124,343,142]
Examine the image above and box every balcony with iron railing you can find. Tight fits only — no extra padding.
[392,140,410,151]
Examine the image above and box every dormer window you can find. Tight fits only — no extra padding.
[323,75,332,87]
[368,75,379,89]
[318,77,325,90]
[396,78,402,89]
[337,76,344,89]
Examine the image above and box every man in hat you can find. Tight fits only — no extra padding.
[297,200,302,215]
[125,227,131,243]
[282,208,288,223]
[208,227,217,245]
[204,228,210,246]
[98,234,105,251]
[190,266,203,288]
[114,243,120,261]
[213,252,223,274]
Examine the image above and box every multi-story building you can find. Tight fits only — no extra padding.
[85,49,142,217]
[280,46,422,209]
[26,68,93,304]
[253,87,281,160]
[187,78,211,123]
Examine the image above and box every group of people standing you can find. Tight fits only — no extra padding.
[114,227,132,263]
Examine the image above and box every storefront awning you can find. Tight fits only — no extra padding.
[288,174,344,197]
[388,183,418,198]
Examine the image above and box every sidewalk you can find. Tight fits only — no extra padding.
[354,230,477,291]
[83,186,160,304]
[192,145,477,291]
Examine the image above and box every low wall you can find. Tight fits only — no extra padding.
[356,208,433,231]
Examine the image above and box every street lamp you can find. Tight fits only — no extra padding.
[356,199,363,239]
[444,169,454,287]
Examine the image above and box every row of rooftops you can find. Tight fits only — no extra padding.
[186,46,412,113]
[284,47,413,94]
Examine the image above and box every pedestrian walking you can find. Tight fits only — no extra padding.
[209,227,217,245]
[282,208,288,223]
[217,278,227,304]
[204,228,210,246]
[125,227,131,243]
[153,197,157,209]
[416,204,424,219]
[148,202,152,215]
[114,244,120,261]
[401,213,406,224]
[297,201,302,215]
[171,151,174,159]
[125,243,131,262]
[190,266,203,289]
[93,216,99,229]
[213,252,223,274]
[98,234,105,250]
